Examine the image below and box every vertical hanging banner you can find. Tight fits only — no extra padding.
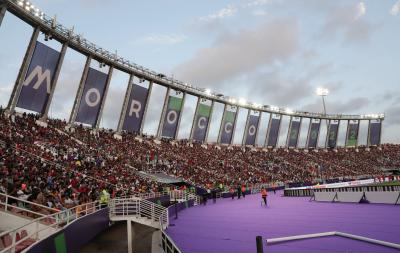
[193,103,212,142]
[161,96,183,138]
[16,41,61,114]
[307,119,321,148]
[220,108,237,144]
[346,120,359,147]
[327,120,340,148]
[122,84,149,133]
[266,114,281,147]
[288,117,301,148]
[244,114,260,146]
[369,119,382,146]
[75,68,108,126]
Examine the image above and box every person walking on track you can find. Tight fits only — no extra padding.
[261,188,268,207]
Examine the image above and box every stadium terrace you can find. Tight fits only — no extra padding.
[0,1,399,253]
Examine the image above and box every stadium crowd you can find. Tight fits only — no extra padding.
[1,108,400,210]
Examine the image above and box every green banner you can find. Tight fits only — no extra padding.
[168,96,183,111]
[198,103,211,117]
[225,111,235,122]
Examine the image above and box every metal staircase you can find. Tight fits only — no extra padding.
[108,197,169,230]
[108,197,169,253]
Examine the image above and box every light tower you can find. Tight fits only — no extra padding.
[316,87,329,115]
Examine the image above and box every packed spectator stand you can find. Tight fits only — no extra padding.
[1,108,399,213]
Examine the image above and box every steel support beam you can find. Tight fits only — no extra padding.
[264,114,273,148]
[95,66,113,129]
[69,56,91,124]
[189,96,200,141]
[305,118,312,148]
[127,220,133,253]
[0,2,7,27]
[174,92,186,139]
[205,100,214,143]
[230,106,239,145]
[286,116,293,148]
[140,81,153,134]
[41,42,68,120]
[7,26,40,114]
[157,87,170,138]
[296,117,303,148]
[255,111,262,147]
[242,109,251,146]
[367,119,371,147]
[117,74,134,133]
[217,103,227,144]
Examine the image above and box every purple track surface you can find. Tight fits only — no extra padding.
[166,191,400,253]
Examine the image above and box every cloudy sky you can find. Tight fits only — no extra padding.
[0,0,399,146]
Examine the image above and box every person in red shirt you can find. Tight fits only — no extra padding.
[261,188,268,207]
[229,187,235,200]
[241,185,246,198]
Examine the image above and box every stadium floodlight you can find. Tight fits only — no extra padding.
[270,106,279,112]
[285,108,294,114]
[238,98,247,106]
[228,98,237,104]
[316,87,329,115]
[205,89,211,96]
[316,87,329,96]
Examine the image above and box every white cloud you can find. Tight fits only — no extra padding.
[390,1,400,16]
[252,9,267,16]
[354,2,366,20]
[321,2,373,43]
[244,0,274,7]
[137,34,187,45]
[176,19,299,87]
[199,4,238,22]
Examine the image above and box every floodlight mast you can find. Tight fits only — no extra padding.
[316,88,329,116]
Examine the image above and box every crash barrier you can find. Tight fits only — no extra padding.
[285,184,400,197]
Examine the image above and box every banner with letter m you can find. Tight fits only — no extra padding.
[16,41,61,114]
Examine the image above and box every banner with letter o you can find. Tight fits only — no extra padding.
[75,68,108,126]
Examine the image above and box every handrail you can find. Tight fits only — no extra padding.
[0,201,101,253]
[0,192,60,218]
[108,197,168,229]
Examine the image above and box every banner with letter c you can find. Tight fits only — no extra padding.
[192,103,211,142]
[220,108,237,144]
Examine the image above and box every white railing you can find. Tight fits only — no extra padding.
[169,190,201,205]
[0,201,101,253]
[0,193,60,219]
[108,198,168,229]
[160,229,183,253]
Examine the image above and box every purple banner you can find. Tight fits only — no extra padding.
[220,110,236,144]
[193,103,211,142]
[16,41,60,114]
[288,119,301,148]
[307,120,320,148]
[327,120,339,148]
[75,68,108,126]
[122,84,149,133]
[266,115,281,147]
[244,115,260,146]
[369,120,381,146]
[161,96,183,138]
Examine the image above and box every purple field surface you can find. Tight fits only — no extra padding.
[166,191,400,253]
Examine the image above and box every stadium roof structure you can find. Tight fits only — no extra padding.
[1,0,385,121]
